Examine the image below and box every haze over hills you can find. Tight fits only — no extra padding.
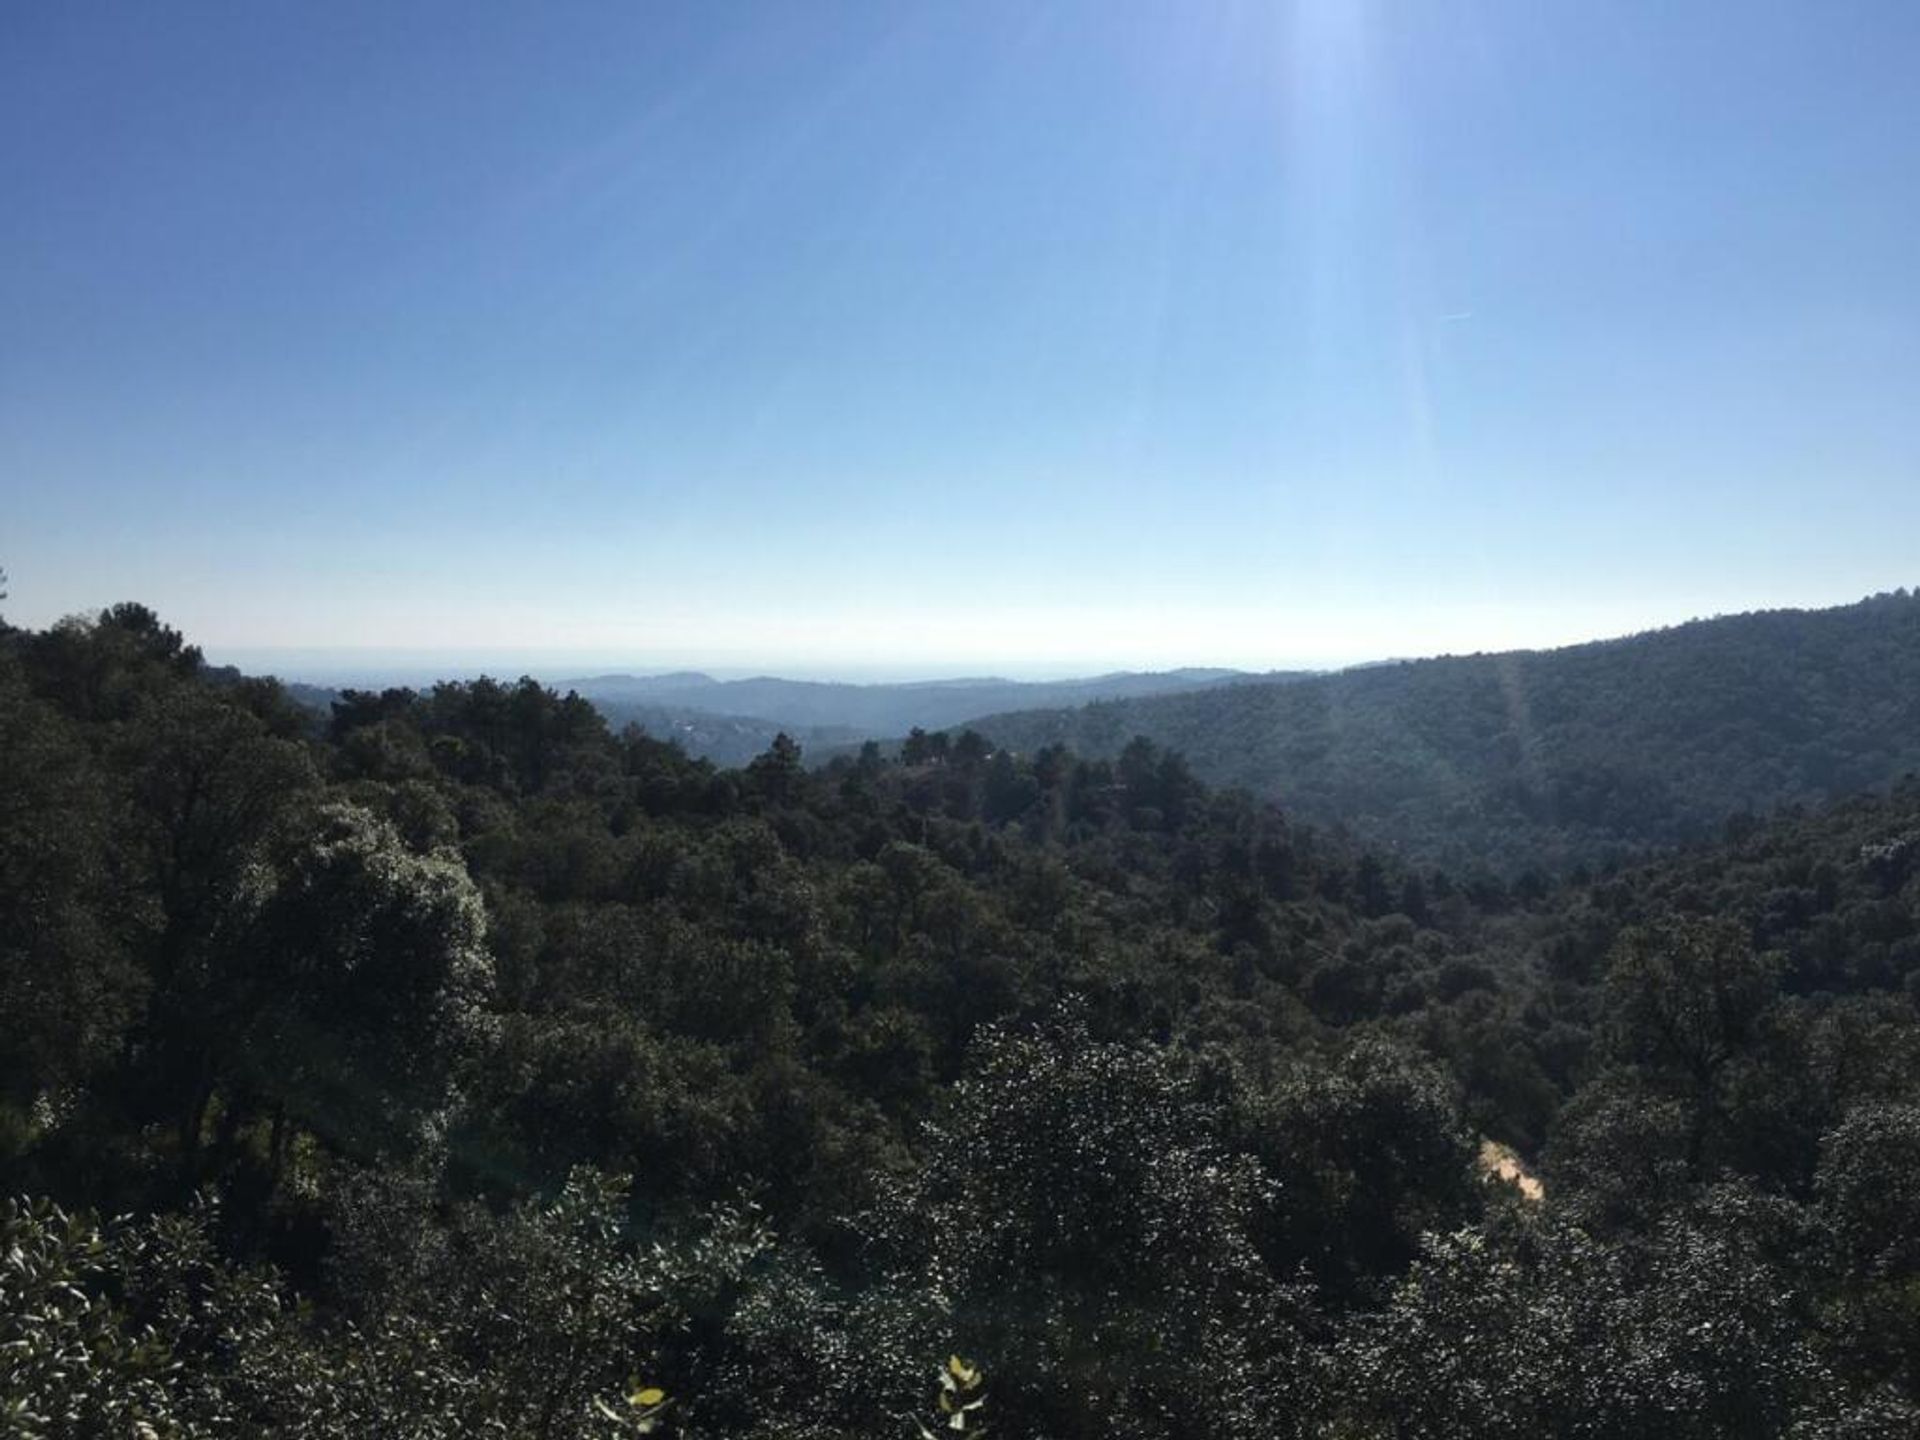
[267,665,1300,767]
[964,590,1920,875]
[564,666,1283,740]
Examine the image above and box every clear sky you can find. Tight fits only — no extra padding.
[4,1,1917,679]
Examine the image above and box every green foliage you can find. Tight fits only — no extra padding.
[1230,1038,1477,1296]
[7,602,1920,1434]
[0,653,135,1112]
[974,590,1920,873]
[0,1198,180,1439]
[226,800,493,1161]
[868,1014,1319,1439]
[1340,1187,1839,1437]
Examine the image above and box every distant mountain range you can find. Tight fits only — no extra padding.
[276,666,1306,768]
[267,591,1920,870]
[563,667,1300,760]
[966,591,1920,874]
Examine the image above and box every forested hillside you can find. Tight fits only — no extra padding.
[966,591,1920,875]
[6,603,1920,1436]
[254,680,866,770]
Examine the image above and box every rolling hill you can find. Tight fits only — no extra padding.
[966,590,1920,873]
[568,666,1297,757]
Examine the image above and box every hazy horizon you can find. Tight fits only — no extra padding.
[197,581,1908,690]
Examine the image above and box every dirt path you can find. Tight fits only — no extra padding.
[1477,1138,1544,1202]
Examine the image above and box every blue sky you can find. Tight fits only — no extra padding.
[4,1,1917,678]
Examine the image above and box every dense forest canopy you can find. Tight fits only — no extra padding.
[5,601,1920,1436]
[967,591,1920,875]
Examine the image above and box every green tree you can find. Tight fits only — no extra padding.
[1815,1103,1920,1394]
[1340,1188,1836,1438]
[0,656,134,1125]
[1602,917,1783,1167]
[226,802,493,1168]
[875,1014,1314,1440]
